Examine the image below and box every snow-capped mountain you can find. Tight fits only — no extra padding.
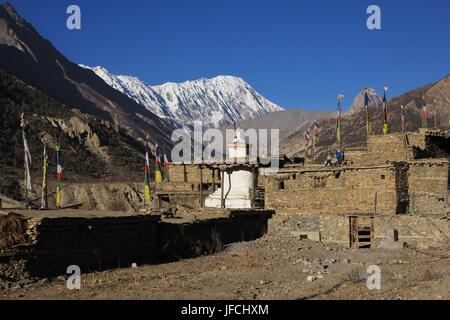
[79,65,175,119]
[81,66,284,127]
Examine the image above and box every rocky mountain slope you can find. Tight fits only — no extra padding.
[219,109,335,141]
[0,3,174,150]
[83,66,283,128]
[348,87,383,115]
[0,69,149,200]
[233,87,381,147]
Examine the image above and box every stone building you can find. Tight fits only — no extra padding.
[261,129,449,249]
[155,129,449,249]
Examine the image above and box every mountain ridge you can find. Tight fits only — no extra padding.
[82,65,284,128]
[0,69,148,184]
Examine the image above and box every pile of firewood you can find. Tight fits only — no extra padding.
[0,213,29,247]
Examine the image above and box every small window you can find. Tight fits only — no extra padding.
[381,175,386,180]
[278,181,285,190]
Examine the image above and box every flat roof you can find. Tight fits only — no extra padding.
[8,208,273,224]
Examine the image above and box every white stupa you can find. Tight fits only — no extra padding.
[205,127,255,209]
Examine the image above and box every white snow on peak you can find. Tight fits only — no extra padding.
[80,65,173,119]
[80,65,283,127]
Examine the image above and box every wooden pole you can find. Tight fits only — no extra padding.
[154,183,158,211]
[41,142,49,210]
[199,165,204,207]
[433,99,437,129]
[220,169,225,209]
[374,192,378,217]
[154,165,158,211]
[183,162,187,183]
[337,94,344,150]
[251,167,256,209]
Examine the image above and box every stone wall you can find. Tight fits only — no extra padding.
[367,134,408,164]
[155,164,219,208]
[365,131,447,164]
[344,148,369,165]
[354,131,433,165]
[410,193,449,215]
[168,164,218,184]
[263,166,399,215]
[263,158,448,216]
[405,131,427,158]
[408,160,449,215]
[279,212,450,249]
[408,161,449,194]
[1,210,273,278]
[373,215,450,249]
[158,192,202,209]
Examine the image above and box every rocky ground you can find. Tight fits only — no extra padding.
[0,215,449,300]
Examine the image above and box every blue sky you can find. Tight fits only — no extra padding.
[3,0,450,110]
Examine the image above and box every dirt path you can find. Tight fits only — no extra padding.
[1,216,449,300]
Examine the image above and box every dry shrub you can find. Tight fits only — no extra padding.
[422,269,443,282]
